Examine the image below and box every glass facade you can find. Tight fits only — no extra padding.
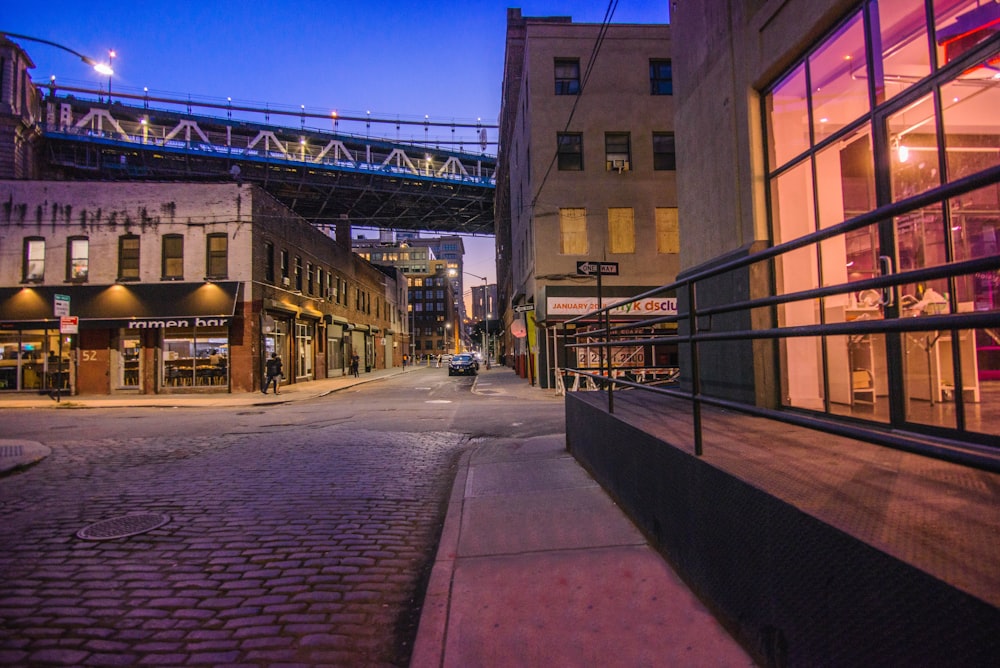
[764,0,1000,440]
[162,327,229,387]
[0,329,72,391]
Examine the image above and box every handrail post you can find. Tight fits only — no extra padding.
[606,300,614,414]
[688,280,702,456]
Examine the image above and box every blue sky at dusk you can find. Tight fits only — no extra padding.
[4,0,670,283]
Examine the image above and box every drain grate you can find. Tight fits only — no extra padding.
[0,445,25,458]
[76,513,170,541]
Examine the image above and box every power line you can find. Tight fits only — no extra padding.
[530,0,619,210]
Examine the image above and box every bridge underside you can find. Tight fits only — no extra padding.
[41,136,495,235]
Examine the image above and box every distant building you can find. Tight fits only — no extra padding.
[495,10,676,387]
[470,283,497,323]
[353,231,467,319]
[404,259,457,360]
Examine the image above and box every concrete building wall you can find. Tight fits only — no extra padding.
[510,20,676,323]
[673,0,856,271]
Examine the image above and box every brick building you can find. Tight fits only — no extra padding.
[0,180,404,394]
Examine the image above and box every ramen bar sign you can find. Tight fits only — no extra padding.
[546,297,677,316]
[127,317,230,329]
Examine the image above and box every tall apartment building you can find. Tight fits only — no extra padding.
[405,259,457,360]
[495,10,676,387]
[353,231,468,320]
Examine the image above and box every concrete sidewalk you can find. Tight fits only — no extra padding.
[412,372,753,667]
[0,365,754,665]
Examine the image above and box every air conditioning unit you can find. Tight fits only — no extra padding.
[282,276,291,287]
[609,159,630,173]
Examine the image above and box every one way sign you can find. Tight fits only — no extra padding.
[576,261,619,276]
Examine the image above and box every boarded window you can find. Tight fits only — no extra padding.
[608,208,635,254]
[559,208,588,254]
[655,207,680,254]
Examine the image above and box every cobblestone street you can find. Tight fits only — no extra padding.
[0,423,465,666]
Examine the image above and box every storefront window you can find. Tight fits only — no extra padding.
[765,0,1000,439]
[120,331,140,388]
[934,0,1000,70]
[0,331,19,390]
[0,330,71,392]
[889,92,941,201]
[163,327,228,388]
[296,321,313,379]
[940,53,1000,182]
[767,63,809,167]
[876,0,932,102]
[809,12,869,143]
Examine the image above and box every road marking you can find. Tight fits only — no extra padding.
[425,400,452,404]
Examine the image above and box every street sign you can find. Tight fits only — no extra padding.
[59,316,79,334]
[54,293,71,317]
[576,261,619,276]
[514,304,535,313]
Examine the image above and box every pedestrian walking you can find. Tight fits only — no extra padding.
[263,352,283,394]
[350,353,360,378]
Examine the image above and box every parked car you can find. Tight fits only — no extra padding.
[448,353,478,376]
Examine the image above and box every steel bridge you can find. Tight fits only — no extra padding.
[36,86,497,235]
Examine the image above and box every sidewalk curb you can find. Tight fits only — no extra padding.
[411,443,474,667]
[0,439,52,475]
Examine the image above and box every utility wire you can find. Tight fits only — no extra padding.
[530,0,619,209]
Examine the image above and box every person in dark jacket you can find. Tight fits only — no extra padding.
[263,352,283,394]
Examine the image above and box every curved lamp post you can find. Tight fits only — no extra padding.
[1,32,114,76]
[465,271,491,367]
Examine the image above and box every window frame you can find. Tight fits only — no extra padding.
[66,236,89,282]
[605,132,631,170]
[650,59,673,95]
[554,58,581,95]
[23,237,45,283]
[264,241,275,283]
[653,132,677,170]
[118,234,141,281]
[205,233,228,279]
[557,132,584,171]
[161,234,184,280]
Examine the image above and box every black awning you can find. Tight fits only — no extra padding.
[0,282,241,329]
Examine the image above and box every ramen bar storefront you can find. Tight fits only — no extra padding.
[0,282,241,395]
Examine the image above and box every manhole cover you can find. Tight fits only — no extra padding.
[76,513,170,541]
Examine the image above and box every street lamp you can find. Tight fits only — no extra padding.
[445,322,452,355]
[0,32,114,76]
[107,48,116,102]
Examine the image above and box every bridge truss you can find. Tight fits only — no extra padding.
[38,90,497,235]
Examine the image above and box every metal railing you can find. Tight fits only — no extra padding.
[561,162,1000,472]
